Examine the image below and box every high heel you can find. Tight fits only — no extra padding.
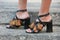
[26,13,53,33]
[6,9,30,29]
[46,20,53,32]
[24,18,30,29]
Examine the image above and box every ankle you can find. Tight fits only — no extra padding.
[40,15,52,22]
[16,11,29,19]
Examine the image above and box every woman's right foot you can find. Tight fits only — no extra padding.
[16,10,30,29]
[6,9,30,29]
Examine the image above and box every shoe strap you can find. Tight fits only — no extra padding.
[16,9,27,12]
[38,13,49,17]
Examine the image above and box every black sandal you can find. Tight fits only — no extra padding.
[26,13,53,33]
[6,9,30,29]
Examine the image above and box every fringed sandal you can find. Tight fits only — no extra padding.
[6,9,30,29]
[26,13,53,33]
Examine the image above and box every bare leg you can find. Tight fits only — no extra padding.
[38,0,52,22]
[16,0,29,19]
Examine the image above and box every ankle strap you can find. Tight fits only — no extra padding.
[39,13,49,17]
[17,9,27,12]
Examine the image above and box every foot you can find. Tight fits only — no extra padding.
[6,10,30,29]
[26,13,52,33]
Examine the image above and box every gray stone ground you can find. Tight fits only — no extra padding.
[0,25,60,40]
[0,7,60,40]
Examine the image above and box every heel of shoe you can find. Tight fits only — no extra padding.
[24,18,30,29]
[46,20,53,32]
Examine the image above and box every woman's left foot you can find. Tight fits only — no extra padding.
[26,13,53,33]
